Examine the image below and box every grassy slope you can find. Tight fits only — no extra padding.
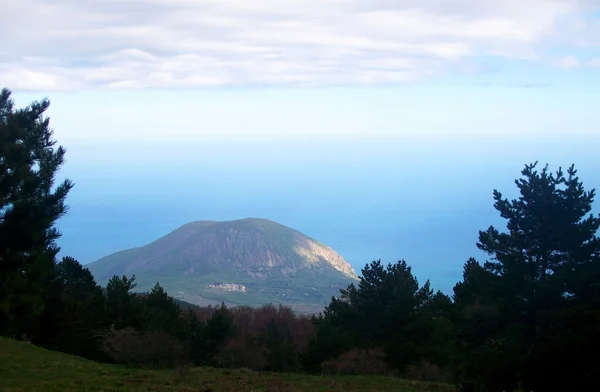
[0,338,455,392]
[153,268,351,307]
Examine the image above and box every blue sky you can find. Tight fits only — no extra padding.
[3,0,600,294]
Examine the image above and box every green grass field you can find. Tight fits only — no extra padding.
[0,337,455,392]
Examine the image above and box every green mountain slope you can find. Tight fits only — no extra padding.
[87,218,358,311]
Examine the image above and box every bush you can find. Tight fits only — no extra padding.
[213,330,266,369]
[211,304,314,371]
[404,359,451,383]
[320,348,391,376]
[100,327,188,368]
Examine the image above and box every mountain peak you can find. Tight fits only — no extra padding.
[87,218,358,311]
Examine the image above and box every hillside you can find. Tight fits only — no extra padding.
[0,337,455,392]
[87,218,358,311]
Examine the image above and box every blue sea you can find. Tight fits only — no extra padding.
[55,138,600,295]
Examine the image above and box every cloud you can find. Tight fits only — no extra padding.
[556,54,600,69]
[1,0,598,91]
[558,55,582,69]
[586,58,600,66]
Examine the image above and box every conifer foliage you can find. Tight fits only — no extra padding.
[453,162,600,391]
[0,88,73,337]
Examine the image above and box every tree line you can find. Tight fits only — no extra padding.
[1,87,598,392]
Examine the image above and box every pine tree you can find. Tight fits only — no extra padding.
[35,256,106,357]
[318,259,440,371]
[145,282,181,334]
[0,88,73,337]
[263,318,298,371]
[105,275,145,330]
[456,162,600,391]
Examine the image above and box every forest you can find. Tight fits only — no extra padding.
[1,87,599,392]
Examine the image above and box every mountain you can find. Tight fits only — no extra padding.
[86,218,358,312]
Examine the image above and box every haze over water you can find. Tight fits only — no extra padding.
[32,88,600,295]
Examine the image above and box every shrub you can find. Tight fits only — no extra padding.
[210,304,315,371]
[320,348,391,376]
[100,326,188,368]
[405,359,451,383]
[213,330,267,369]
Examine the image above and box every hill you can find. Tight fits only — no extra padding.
[87,218,358,311]
[0,337,455,392]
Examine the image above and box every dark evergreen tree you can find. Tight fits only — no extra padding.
[0,88,73,337]
[179,303,234,366]
[145,282,181,334]
[34,256,106,358]
[420,290,458,369]
[302,313,354,372]
[204,304,233,363]
[454,162,600,391]
[105,275,145,330]
[452,259,511,391]
[314,259,446,372]
[263,318,298,372]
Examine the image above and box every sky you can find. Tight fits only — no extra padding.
[3,0,600,294]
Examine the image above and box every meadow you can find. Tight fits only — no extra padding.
[0,338,455,392]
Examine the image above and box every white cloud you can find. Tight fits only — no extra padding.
[0,0,597,91]
[587,58,600,66]
[558,55,582,69]
[556,54,600,69]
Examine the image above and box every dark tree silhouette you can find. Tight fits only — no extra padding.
[0,88,73,337]
[145,282,182,334]
[35,256,106,358]
[454,162,600,391]
[105,275,145,330]
[310,259,450,372]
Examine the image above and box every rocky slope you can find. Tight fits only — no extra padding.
[87,218,358,311]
